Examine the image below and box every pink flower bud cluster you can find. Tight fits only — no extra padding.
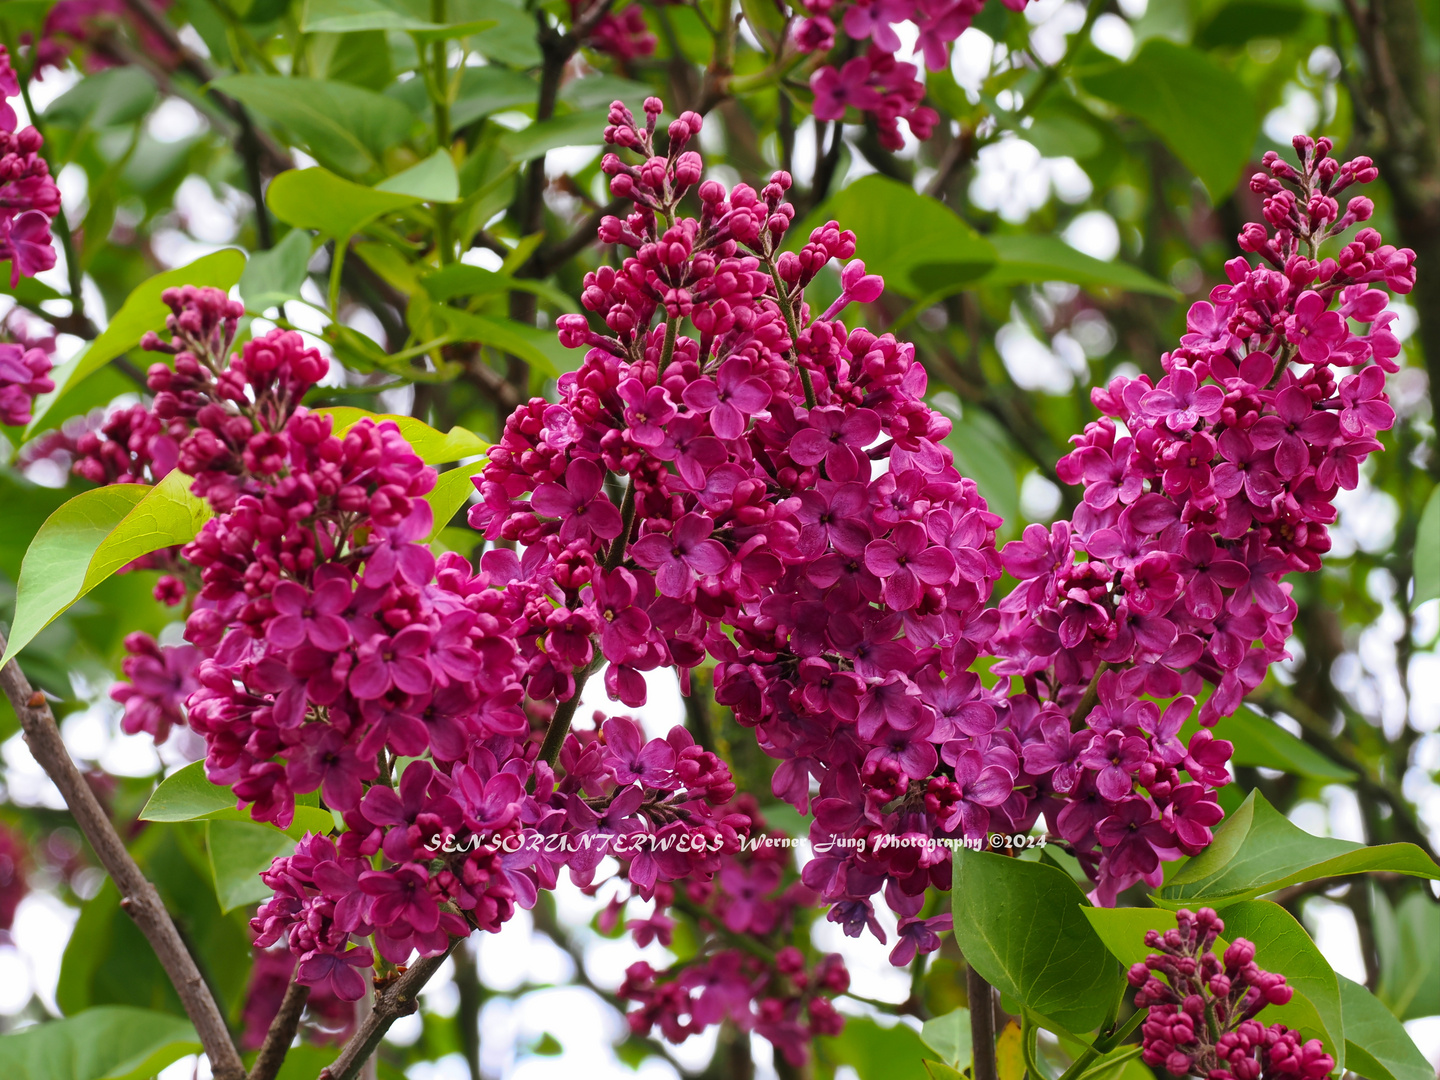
[471,97,1010,965]
[576,0,656,61]
[31,0,180,77]
[0,48,58,286]
[1128,907,1333,1080]
[617,797,851,1067]
[796,0,1028,147]
[991,136,1415,904]
[0,339,53,427]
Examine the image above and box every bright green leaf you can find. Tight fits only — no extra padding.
[207,819,294,912]
[0,1006,198,1080]
[377,149,460,202]
[1340,975,1434,1080]
[818,1015,932,1080]
[920,1008,972,1072]
[213,75,414,177]
[27,249,247,436]
[141,761,334,840]
[984,235,1177,297]
[951,847,1125,1035]
[1080,40,1258,200]
[43,67,158,130]
[1373,888,1440,1021]
[268,167,421,239]
[1157,791,1440,908]
[302,0,442,31]
[315,406,487,463]
[426,462,487,536]
[805,174,997,300]
[239,228,314,311]
[2,471,213,664]
[1413,486,1440,609]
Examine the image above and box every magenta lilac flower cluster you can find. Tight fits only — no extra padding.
[0,822,28,931]
[0,47,58,287]
[796,0,1029,148]
[577,0,656,62]
[990,136,1414,903]
[617,797,850,1066]
[470,97,1009,965]
[240,946,356,1050]
[1130,907,1333,1080]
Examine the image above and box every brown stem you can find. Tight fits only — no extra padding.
[967,965,999,1080]
[319,944,458,1080]
[249,979,310,1080]
[0,634,247,1080]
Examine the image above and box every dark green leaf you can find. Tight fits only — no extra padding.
[239,228,314,310]
[818,1015,932,1080]
[1079,40,1258,200]
[951,847,1125,1035]
[1340,975,1434,1080]
[58,879,180,1017]
[267,167,421,238]
[805,175,997,300]
[213,75,414,176]
[1413,486,1440,608]
[1195,0,1307,48]
[932,393,1022,533]
[207,819,295,912]
[27,249,247,435]
[1181,706,1355,781]
[557,74,655,112]
[984,235,1177,297]
[438,307,576,375]
[0,1007,198,1080]
[1157,791,1440,907]
[497,110,611,162]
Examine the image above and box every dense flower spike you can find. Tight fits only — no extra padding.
[1130,908,1334,1080]
[796,0,1027,146]
[0,47,59,285]
[991,136,1415,903]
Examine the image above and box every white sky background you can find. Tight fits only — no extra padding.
[3,7,1440,1078]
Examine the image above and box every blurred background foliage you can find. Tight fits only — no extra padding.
[0,0,1435,1073]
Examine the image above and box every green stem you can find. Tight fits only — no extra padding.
[764,262,815,408]
[429,0,455,264]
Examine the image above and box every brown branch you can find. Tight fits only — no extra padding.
[968,965,999,1080]
[0,633,247,1080]
[249,979,310,1080]
[319,944,459,1080]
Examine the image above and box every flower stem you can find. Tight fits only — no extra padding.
[764,262,816,408]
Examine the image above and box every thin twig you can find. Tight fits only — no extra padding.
[0,633,247,1080]
[319,944,459,1080]
[968,965,999,1080]
[249,979,310,1080]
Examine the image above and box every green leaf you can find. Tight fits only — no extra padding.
[43,67,158,130]
[557,74,654,112]
[268,167,422,239]
[1079,40,1258,201]
[141,761,336,840]
[1339,975,1434,1080]
[213,75,414,177]
[302,0,443,31]
[984,235,1177,297]
[438,307,575,375]
[1181,706,1355,781]
[0,1006,198,1080]
[1157,791,1440,907]
[27,250,247,436]
[314,406,487,463]
[920,1008,972,1072]
[951,847,1125,1035]
[239,228,315,311]
[207,819,294,912]
[426,462,486,536]
[1374,888,1440,1021]
[2,471,213,664]
[497,109,611,162]
[421,263,579,312]
[58,879,179,1017]
[1195,0,1308,48]
[1413,486,1440,608]
[806,174,997,300]
[818,1016,933,1080]
[0,263,63,302]
[377,149,460,202]
[1221,901,1343,1066]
